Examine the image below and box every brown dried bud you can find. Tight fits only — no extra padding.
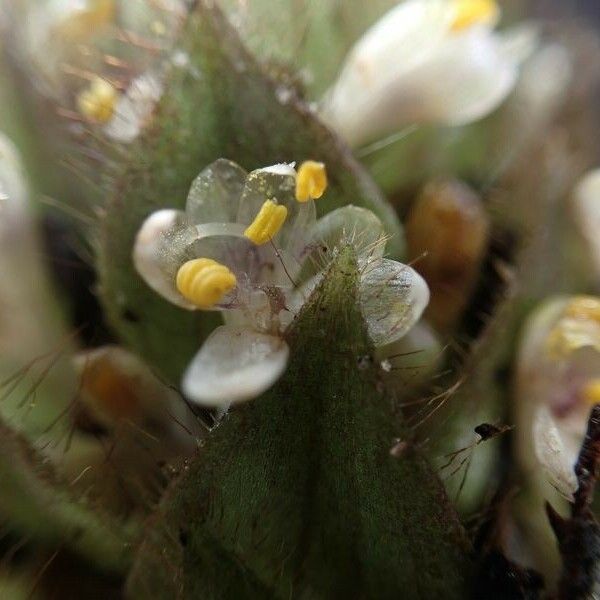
[405,180,490,332]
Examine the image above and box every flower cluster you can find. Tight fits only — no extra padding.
[134,159,429,407]
[3,0,188,143]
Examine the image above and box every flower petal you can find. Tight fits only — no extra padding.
[237,164,316,264]
[420,27,518,127]
[186,159,248,224]
[133,209,200,309]
[359,259,430,347]
[103,72,163,143]
[533,405,578,500]
[182,326,289,406]
[320,0,455,146]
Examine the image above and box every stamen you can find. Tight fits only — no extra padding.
[582,379,600,407]
[450,0,499,32]
[244,200,288,245]
[176,258,237,309]
[77,76,118,123]
[295,161,328,203]
[564,296,600,323]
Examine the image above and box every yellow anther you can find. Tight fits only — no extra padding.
[77,76,118,123]
[582,379,600,407]
[295,161,328,203]
[564,296,600,324]
[244,200,288,245]
[450,0,500,32]
[176,258,237,309]
[58,0,116,39]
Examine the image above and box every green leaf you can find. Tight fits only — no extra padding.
[126,248,471,599]
[98,0,403,382]
[0,420,138,575]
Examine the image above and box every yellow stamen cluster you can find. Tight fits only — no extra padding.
[582,379,600,407]
[546,296,600,358]
[295,161,328,203]
[176,258,237,309]
[244,200,288,245]
[77,76,118,123]
[450,0,500,32]
[59,0,116,40]
[564,296,600,323]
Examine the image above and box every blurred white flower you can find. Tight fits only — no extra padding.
[515,296,600,499]
[134,159,429,407]
[320,0,523,147]
[573,169,600,278]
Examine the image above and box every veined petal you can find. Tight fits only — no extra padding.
[359,259,430,347]
[186,159,248,224]
[237,164,314,279]
[182,326,289,406]
[533,405,578,500]
[237,163,297,227]
[297,206,386,283]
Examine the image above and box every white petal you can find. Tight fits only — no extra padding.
[0,133,28,215]
[236,164,313,275]
[134,210,284,310]
[104,73,163,143]
[360,259,430,347]
[573,169,600,277]
[321,2,518,146]
[416,27,518,127]
[133,209,199,309]
[320,0,453,146]
[185,159,247,224]
[182,326,289,406]
[533,405,578,499]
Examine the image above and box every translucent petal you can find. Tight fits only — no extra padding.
[237,163,297,226]
[133,209,199,309]
[134,211,295,311]
[533,405,578,500]
[186,159,247,224]
[182,326,289,406]
[311,205,386,262]
[236,164,315,263]
[298,206,386,283]
[359,259,430,347]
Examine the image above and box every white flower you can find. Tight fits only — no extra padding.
[573,169,600,279]
[133,159,429,407]
[319,0,522,147]
[515,296,600,499]
[102,73,164,142]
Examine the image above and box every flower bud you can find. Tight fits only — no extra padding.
[405,179,490,332]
